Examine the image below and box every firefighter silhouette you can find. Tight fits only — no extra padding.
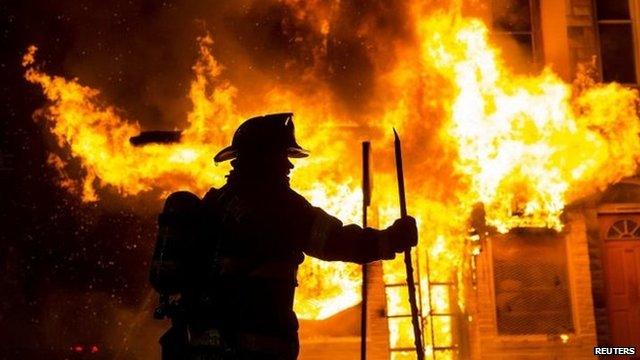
[150,113,418,360]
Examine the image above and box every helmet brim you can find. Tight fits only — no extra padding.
[213,146,309,163]
[213,146,237,163]
[287,146,310,158]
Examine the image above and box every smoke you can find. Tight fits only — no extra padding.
[11,0,638,357]
[6,1,447,355]
[45,2,563,213]
[17,0,419,129]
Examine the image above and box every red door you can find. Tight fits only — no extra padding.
[601,217,640,350]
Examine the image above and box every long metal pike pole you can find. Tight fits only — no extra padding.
[361,141,371,360]
[393,129,425,360]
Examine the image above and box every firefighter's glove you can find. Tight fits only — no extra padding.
[380,216,418,258]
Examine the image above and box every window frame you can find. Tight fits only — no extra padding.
[490,0,544,70]
[594,0,640,85]
[488,230,575,338]
[605,218,640,239]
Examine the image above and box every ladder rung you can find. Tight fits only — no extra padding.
[386,314,416,319]
[384,283,408,287]
[430,313,456,317]
[429,281,455,286]
[433,346,458,350]
[390,347,420,352]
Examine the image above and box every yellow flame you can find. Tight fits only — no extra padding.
[23,37,364,320]
[23,2,640,356]
[422,15,640,232]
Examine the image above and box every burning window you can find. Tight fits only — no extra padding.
[595,0,638,84]
[491,0,541,70]
[491,230,574,335]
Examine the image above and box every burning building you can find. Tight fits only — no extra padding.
[6,0,640,359]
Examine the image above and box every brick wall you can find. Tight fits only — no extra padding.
[468,210,597,359]
[365,261,391,359]
[581,204,611,346]
[298,261,390,359]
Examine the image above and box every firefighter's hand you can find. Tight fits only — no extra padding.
[386,216,418,253]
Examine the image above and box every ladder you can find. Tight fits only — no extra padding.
[383,249,425,359]
[383,252,460,360]
[426,274,459,359]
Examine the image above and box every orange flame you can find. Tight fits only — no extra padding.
[24,3,640,357]
[423,15,640,232]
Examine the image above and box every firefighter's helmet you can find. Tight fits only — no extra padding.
[213,112,309,163]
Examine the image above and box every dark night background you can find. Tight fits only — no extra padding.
[0,1,412,358]
[6,1,640,359]
[1,2,174,357]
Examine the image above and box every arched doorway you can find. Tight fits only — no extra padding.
[597,181,640,350]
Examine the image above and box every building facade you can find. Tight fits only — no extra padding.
[466,0,640,359]
[298,1,640,359]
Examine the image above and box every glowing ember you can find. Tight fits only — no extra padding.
[23,1,640,357]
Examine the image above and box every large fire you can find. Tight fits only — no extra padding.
[23,1,640,358]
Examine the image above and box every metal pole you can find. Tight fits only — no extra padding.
[361,141,371,360]
[424,249,437,360]
[393,129,425,360]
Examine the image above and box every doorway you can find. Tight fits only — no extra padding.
[598,215,640,349]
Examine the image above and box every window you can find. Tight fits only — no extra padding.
[491,0,542,70]
[606,219,640,239]
[492,230,574,335]
[595,0,638,83]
